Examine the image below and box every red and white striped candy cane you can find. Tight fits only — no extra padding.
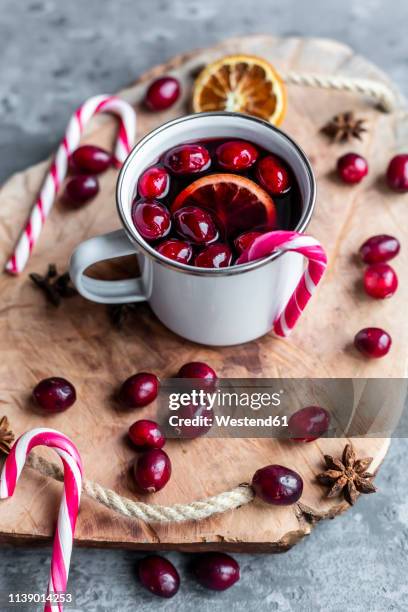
[0,428,83,612]
[5,94,137,276]
[237,231,327,337]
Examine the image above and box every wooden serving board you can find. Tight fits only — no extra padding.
[0,35,407,552]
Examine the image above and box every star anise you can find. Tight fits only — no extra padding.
[30,264,77,307]
[0,416,14,456]
[107,303,139,329]
[317,443,377,505]
[321,112,367,143]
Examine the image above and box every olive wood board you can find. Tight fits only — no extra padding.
[0,35,407,552]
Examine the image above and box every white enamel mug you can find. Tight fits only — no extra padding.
[69,112,316,346]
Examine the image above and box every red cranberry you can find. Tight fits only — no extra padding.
[138,166,170,199]
[288,406,330,442]
[33,377,76,413]
[173,206,218,244]
[364,263,398,299]
[192,553,240,591]
[354,327,392,358]
[337,153,368,184]
[144,77,181,111]
[138,555,180,598]
[194,243,232,268]
[256,155,290,194]
[156,239,193,264]
[71,145,112,175]
[177,361,217,382]
[132,200,171,241]
[234,231,263,255]
[133,449,171,493]
[163,144,211,175]
[252,464,303,505]
[359,234,400,264]
[119,373,159,408]
[386,154,408,192]
[216,140,259,171]
[172,402,214,439]
[128,419,165,450]
[64,175,99,205]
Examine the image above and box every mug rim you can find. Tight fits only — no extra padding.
[116,111,316,277]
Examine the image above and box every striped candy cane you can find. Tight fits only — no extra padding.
[237,231,327,337]
[5,94,137,275]
[0,428,83,612]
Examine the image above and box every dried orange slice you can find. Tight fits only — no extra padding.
[192,55,287,125]
[171,173,276,237]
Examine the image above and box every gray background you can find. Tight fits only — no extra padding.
[1,0,408,610]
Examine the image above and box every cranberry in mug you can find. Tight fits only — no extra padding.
[131,139,302,268]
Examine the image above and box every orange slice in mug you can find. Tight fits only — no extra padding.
[171,173,277,238]
[192,55,287,125]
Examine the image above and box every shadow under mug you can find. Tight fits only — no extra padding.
[69,112,316,346]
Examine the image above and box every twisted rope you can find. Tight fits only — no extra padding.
[282,71,398,112]
[26,453,254,524]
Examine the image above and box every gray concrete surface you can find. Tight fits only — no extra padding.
[1,0,408,610]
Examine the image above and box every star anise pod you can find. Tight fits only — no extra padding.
[0,416,14,456]
[30,264,77,307]
[107,303,139,329]
[317,443,377,505]
[321,112,367,143]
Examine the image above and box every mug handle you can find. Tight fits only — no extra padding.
[69,229,148,304]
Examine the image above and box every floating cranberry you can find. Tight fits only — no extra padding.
[119,373,159,409]
[133,449,171,493]
[194,243,232,268]
[156,239,193,264]
[359,234,400,264]
[288,406,330,442]
[173,206,218,244]
[216,140,259,171]
[192,553,240,591]
[64,175,99,206]
[128,419,165,450]
[256,155,290,194]
[138,166,170,199]
[252,464,303,505]
[163,144,211,175]
[144,76,181,111]
[138,555,180,598]
[337,153,368,184]
[364,263,398,299]
[354,327,392,358]
[177,361,218,382]
[386,154,408,192]
[33,377,76,413]
[132,200,171,241]
[234,231,263,255]
[71,145,112,175]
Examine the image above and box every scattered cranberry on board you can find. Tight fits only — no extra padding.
[133,449,171,493]
[33,377,76,413]
[138,555,180,598]
[288,406,331,442]
[172,402,214,439]
[177,361,218,382]
[128,420,165,450]
[131,200,171,241]
[252,464,303,505]
[359,234,400,264]
[144,76,181,111]
[64,175,99,206]
[337,153,368,184]
[386,154,408,192]
[71,145,113,175]
[192,553,240,591]
[216,140,259,171]
[363,263,398,299]
[119,372,159,408]
[138,166,170,199]
[354,327,392,358]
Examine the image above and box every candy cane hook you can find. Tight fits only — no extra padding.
[0,428,83,612]
[5,94,137,276]
[237,231,327,337]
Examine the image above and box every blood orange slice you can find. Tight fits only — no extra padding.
[171,173,276,238]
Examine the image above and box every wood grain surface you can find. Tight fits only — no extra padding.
[0,35,406,551]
